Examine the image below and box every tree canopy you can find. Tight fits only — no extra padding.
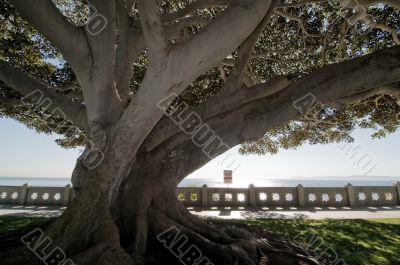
[1,0,399,152]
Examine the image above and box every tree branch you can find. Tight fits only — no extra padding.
[164,16,211,41]
[274,10,322,38]
[161,0,232,24]
[168,0,275,94]
[8,0,92,72]
[222,2,276,96]
[115,0,146,105]
[276,0,328,9]
[0,95,22,106]
[137,0,168,64]
[0,61,88,129]
[143,45,400,152]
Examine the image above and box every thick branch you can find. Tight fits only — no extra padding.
[0,95,22,106]
[0,61,88,129]
[115,0,146,105]
[170,0,275,83]
[143,45,400,152]
[8,0,91,72]
[113,0,275,160]
[137,0,168,63]
[222,2,277,96]
[80,1,124,126]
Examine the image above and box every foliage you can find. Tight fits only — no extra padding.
[0,0,399,153]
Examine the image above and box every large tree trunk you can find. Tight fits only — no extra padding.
[0,143,322,265]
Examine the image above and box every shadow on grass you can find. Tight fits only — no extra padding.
[0,216,50,234]
[1,216,399,265]
[240,219,400,265]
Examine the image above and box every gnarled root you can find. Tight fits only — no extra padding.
[141,203,324,265]
[0,194,324,265]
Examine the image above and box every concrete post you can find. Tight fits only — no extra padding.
[297,184,305,208]
[19,183,29,205]
[249,184,256,208]
[346,183,356,207]
[201,184,208,208]
[396,182,400,205]
[63,184,71,206]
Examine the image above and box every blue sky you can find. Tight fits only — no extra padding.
[0,117,399,179]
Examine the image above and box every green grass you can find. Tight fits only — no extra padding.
[236,218,400,265]
[0,216,49,234]
[368,218,400,225]
[0,217,399,264]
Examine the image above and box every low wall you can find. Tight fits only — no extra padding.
[0,182,399,208]
[176,183,400,208]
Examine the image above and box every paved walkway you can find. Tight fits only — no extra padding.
[1,204,400,219]
[190,206,400,219]
[0,205,65,217]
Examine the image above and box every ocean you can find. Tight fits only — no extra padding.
[0,176,399,188]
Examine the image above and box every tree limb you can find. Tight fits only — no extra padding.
[274,10,322,38]
[222,2,277,96]
[143,45,400,152]
[115,0,146,105]
[168,0,275,94]
[276,0,328,9]
[0,61,88,129]
[8,0,92,73]
[161,0,232,24]
[164,16,211,41]
[0,95,22,106]
[137,0,168,64]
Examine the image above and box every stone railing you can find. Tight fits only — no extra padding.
[176,183,400,208]
[0,184,71,206]
[0,182,399,208]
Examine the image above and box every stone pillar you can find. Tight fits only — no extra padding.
[396,182,400,205]
[63,184,71,206]
[249,184,256,208]
[19,183,29,205]
[346,183,356,207]
[201,184,208,208]
[297,184,305,208]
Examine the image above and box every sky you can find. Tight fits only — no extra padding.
[0,117,399,179]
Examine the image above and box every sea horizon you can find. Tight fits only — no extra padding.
[0,175,399,188]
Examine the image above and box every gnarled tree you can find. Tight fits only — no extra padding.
[0,0,399,264]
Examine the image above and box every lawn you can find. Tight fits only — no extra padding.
[237,218,400,265]
[0,217,399,265]
[0,216,49,234]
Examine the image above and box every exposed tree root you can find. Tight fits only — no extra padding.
[142,204,325,265]
[0,200,325,265]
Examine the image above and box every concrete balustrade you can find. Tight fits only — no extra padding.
[0,184,70,206]
[175,183,400,209]
[0,183,399,208]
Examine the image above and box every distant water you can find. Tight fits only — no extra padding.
[0,177,71,187]
[178,176,400,188]
[0,176,398,188]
